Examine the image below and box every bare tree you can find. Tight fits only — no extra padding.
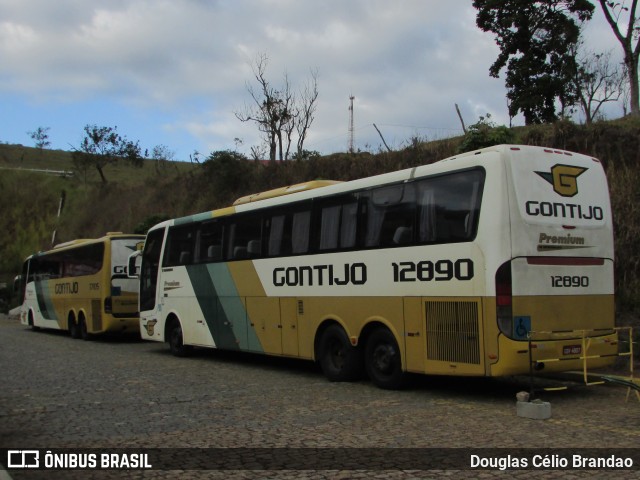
[236,54,319,161]
[151,144,175,174]
[598,0,640,115]
[575,49,625,122]
[28,127,51,149]
[250,144,267,161]
[295,69,319,160]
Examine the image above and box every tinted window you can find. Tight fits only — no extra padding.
[416,169,484,243]
[140,228,165,311]
[226,214,262,260]
[317,195,358,251]
[197,220,224,263]
[267,204,312,257]
[36,243,105,278]
[62,244,105,276]
[362,183,416,248]
[164,224,196,266]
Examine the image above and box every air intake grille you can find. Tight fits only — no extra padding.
[425,301,480,364]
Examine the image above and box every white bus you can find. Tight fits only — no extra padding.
[20,233,145,338]
[133,145,617,388]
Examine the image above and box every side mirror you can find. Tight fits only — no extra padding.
[127,250,142,279]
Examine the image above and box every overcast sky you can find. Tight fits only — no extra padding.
[0,0,623,161]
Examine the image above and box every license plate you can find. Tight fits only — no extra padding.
[563,345,581,355]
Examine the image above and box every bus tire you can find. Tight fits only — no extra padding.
[28,312,40,331]
[168,319,192,357]
[318,324,363,382]
[79,316,93,341]
[365,328,406,389]
[69,317,81,339]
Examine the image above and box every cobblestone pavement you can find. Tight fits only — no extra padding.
[0,314,638,479]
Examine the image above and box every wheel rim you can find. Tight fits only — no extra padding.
[328,338,346,371]
[372,343,396,375]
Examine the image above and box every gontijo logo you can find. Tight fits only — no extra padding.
[535,164,587,197]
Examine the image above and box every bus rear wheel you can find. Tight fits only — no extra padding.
[365,328,406,389]
[318,324,363,382]
[79,317,92,341]
[168,319,192,357]
[69,318,81,339]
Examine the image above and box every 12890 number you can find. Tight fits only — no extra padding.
[392,259,474,283]
[550,275,589,288]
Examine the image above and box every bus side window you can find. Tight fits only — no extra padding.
[63,243,104,277]
[363,183,416,248]
[164,225,196,266]
[268,214,288,256]
[291,210,311,254]
[317,195,358,252]
[226,214,262,260]
[416,169,484,244]
[198,220,223,263]
[267,205,311,257]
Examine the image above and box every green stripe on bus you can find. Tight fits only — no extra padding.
[35,280,57,321]
[186,263,263,353]
[174,212,214,226]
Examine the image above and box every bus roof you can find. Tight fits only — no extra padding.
[154,144,601,231]
[51,232,144,250]
[233,180,342,205]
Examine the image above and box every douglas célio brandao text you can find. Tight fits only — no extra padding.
[470,454,634,470]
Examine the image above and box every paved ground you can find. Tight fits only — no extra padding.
[0,314,638,479]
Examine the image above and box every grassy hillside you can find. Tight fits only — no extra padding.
[1,117,639,317]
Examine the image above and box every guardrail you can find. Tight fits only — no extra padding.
[0,166,74,177]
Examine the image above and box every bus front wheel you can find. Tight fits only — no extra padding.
[28,312,40,331]
[318,324,363,382]
[168,319,192,357]
[365,328,406,389]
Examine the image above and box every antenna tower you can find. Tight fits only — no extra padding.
[348,95,355,153]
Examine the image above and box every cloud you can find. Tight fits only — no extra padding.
[0,0,624,159]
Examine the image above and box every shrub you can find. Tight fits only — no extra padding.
[457,114,515,153]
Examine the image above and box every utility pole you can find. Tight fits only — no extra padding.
[51,190,66,247]
[348,95,355,153]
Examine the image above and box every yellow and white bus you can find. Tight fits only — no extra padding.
[133,145,617,388]
[20,233,145,339]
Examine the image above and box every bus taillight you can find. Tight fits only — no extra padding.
[495,261,513,337]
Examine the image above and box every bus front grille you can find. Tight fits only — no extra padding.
[425,301,480,365]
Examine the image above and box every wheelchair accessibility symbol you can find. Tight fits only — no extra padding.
[513,316,531,340]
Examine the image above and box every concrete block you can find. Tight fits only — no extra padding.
[516,400,551,420]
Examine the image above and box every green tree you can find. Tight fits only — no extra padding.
[72,125,144,183]
[457,114,515,153]
[201,150,255,206]
[474,0,595,124]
